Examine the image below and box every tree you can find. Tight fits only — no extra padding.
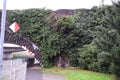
[109,1,120,80]
[94,1,120,79]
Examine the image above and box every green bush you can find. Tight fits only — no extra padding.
[78,44,98,70]
[110,45,120,78]
[78,44,111,73]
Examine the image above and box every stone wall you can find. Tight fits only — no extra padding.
[0,59,27,80]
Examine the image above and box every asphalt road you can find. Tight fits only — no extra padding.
[26,69,42,80]
[26,66,67,80]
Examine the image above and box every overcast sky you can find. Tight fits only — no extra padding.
[0,0,112,10]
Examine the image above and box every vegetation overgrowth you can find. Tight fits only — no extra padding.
[6,1,120,79]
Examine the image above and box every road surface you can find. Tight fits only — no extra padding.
[26,69,42,80]
[26,66,67,80]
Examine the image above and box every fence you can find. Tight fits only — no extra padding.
[0,59,27,80]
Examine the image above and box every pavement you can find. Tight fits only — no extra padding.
[26,65,67,80]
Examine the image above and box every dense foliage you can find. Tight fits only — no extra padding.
[6,2,120,79]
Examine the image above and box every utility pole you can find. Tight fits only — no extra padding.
[0,0,7,76]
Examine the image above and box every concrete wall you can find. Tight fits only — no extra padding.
[0,59,27,80]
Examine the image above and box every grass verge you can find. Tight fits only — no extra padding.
[42,67,115,80]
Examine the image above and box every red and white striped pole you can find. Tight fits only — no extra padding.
[0,0,7,76]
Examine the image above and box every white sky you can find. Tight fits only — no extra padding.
[0,0,112,10]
